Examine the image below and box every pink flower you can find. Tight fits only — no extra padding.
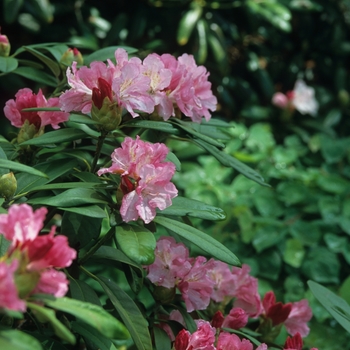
[222,307,248,330]
[4,88,69,129]
[231,264,263,317]
[177,257,215,312]
[207,260,235,303]
[156,53,217,122]
[33,269,69,297]
[284,332,318,350]
[0,204,47,247]
[284,299,313,337]
[98,136,178,224]
[272,92,289,109]
[146,237,191,288]
[174,320,216,350]
[0,260,26,312]
[262,291,292,326]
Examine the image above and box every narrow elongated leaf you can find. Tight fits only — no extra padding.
[160,196,226,220]
[13,67,57,86]
[37,295,130,340]
[308,280,350,333]
[69,277,101,306]
[69,113,101,125]
[171,119,225,148]
[26,302,75,344]
[177,3,203,45]
[20,129,89,146]
[0,56,18,72]
[27,188,108,207]
[3,0,23,24]
[23,46,60,76]
[72,322,119,350]
[116,224,156,265]
[153,327,171,350]
[195,19,208,64]
[85,46,138,65]
[123,119,180,135]
[97,276,152,350]
[29,182,104,192]
[59,205,107,218]
[0,330,42,350]
[193,138,268,186]
[154,216,240,266]
[0,159,47,178]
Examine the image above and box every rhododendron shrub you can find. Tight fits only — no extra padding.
[0,42,320,349]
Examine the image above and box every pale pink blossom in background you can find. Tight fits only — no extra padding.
[222,307,248,330]
[272,79,318,116]
[98,136,178,224]
[3,88,69,129]
[231,264,263,317]
[178,256,215,312]
[284,299,313,337]
[0,260,26,312]
[146,237,191,288]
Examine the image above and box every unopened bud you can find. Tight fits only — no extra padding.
[0,172,17,200]
[17,119,44,144]
[153,285,176,304]
[0,32,10,57]
[338,89,350,107]
[60,48,83,68]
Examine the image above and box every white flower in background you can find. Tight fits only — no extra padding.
[272,79,319,117]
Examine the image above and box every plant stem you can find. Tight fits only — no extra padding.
[91,131,108,173]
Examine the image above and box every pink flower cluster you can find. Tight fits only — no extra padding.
[0,204,76,312]
[146,237,314,337]
[59,48,217,123]
[272,79,318,116]
[4,88,69,130]
[97,136,178,224]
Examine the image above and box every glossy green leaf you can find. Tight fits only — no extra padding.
[59,205,107,218]
[37,295,130,340]
[123,119,180,135]
[154,216,240,266]
[85,46,138,65]
[0,159,47,178]
[20,128,89,146]
[116,224,156,265]
[69,277,101,306]
[193,138,268,187]
[177,3,203,45]
[27,187,108,207]
[0,56,18,72]
[97,275,153,350]
[69,113,101,125]
[308,280,350,334]
[44,44,70,62]
[0,329,42,350]
[13,66,57,86]
[26,301,75,344]
[283,239,305,268]
[154,327,171,350]
[23,46,60,76]
[72,322,119,350]
[160,196,226,220]
[195,19,208,64]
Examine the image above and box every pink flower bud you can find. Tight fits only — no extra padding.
[272,92,289,109]
[174,329,190,350]
[60,47,83,67]
[211,310,224,328]
[0,31,11,57]
[222,307,248,330]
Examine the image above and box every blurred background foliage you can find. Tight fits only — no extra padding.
[1,0,350,348]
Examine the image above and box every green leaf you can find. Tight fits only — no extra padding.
[177,3,203,45]
[116,224,156,265]
[23,46,60,76]
[195,19,208,64]
[37,295,130,340]
[0,56,18,73]
[12,66,57,86]
[19,128,89,146]
[3,0,23,24]
[154,216,240,266]
[123,119,180,135]
[71,322,119,350]
[27,188,108,207]
[283,239,305,268]
[0,234,11,257]
[69,113,101,125]
[61,211,102,248]
[69,277,101,306]
[26,301,75,344]
[0,329,42,350]
[153,327,171,350]
[193,138,268,187]
[97,275,153,350]
[59,205,107,218]
[0,159,47,178]
[308,281,350,334]
[85,46,138,65]
[160,196,226,220]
